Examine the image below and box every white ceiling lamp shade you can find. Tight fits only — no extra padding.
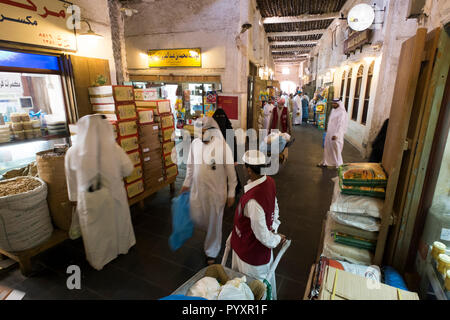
[347,4,375,31]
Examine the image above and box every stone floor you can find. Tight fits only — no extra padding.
[0,124,363,300]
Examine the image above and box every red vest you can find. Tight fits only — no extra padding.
[231,177,277,266]
[271,107,288,133]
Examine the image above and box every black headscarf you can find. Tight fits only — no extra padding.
[369,119,389,163]
[212,108,237,163]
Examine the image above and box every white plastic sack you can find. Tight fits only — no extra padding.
[336,260,381,283]
[218,277,254,300]
[187,277,221,300]
[330,211,380,232]
[323,229,373,266]
[330,177,383,218]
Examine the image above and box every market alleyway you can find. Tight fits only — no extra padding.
[0,124,363,299]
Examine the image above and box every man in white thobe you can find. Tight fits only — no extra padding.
[293,91,303,125]
[263,97,276,132]
[317,99,349,168]
[181,117,237,265]
[65,115,136,270]
[230,150,287,300]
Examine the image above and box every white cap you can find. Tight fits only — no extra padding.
[243,150,268,166]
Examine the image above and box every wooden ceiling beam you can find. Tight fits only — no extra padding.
[263,12,340,24]
[267,29,327,37]
[272,47,312,53]
[270,41,318,46]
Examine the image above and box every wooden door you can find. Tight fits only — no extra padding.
[391,28,450,271]
[70,55,111,119]
[374,28,427,265]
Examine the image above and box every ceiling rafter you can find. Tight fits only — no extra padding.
[266,29,327,37]
[270,41,319,46]
[263,12,340,24]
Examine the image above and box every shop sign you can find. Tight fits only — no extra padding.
[148,48,201,68]
[217,95,238,120]
[0,71,22,93]
[344,29,372,55]
[0,0,77,51]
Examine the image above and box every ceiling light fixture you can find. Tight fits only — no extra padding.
[78,19,103,40]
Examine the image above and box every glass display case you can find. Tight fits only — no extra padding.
[0,49,70,178]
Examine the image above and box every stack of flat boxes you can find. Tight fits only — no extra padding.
[135,94,165,190]
[88,85,144,200]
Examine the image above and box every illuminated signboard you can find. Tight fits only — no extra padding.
[148,48,201,68]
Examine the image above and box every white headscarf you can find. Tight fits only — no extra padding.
[327,100,348,139]
[69,115,123,200]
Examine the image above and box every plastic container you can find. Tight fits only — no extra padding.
[431,241,447,261]
[22,121,33,130]
[422,199,450,247]
[11,122,23,131]
[13,130,25,140]
[437,254,450,276]
[10,113,21,123]
[24,129,34,139]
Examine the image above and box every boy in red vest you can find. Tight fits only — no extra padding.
[230,150,286,300]
[269,97,292,135]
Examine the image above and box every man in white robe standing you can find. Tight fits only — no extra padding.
[230,150,287,300]
[65,115,136,270]
[181,117,237,265]
[263,97,276,133]
[317,99,349,168]
[293,91,302,126]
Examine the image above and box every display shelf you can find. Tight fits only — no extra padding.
[128,176,176,207]
[0,133,70,148]
[0,229,69,276]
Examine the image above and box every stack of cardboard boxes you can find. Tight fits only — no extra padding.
[135,97,178,189]
[88,85,145,200]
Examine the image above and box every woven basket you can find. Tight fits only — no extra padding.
[0,177,53,252]
[36,149,72,231]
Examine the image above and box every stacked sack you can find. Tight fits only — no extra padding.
[322,163,387,266]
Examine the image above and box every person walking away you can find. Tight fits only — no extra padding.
[263,97,276,133]
[293,91,302,126]
[65,115,136,270]
[180,117,237,265]
[230,150,287,300]
[369,119,389,163]
[317,99,348,168]
[301,93,309,124]
[269,97,292,135]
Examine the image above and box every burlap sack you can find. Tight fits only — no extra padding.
[36,150,72,231]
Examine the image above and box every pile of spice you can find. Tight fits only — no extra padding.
[0,177,41,197]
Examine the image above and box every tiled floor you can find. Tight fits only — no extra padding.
[0,124,363,300]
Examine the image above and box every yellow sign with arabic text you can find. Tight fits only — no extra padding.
[148,48,201,68]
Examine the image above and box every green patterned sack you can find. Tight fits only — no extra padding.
[338,163,387,187]
[339,175,386,199]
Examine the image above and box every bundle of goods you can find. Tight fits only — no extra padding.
[318,265,419,300]
[0,177,53,252]
[9,112,34,141]
[338,163,387,199]
[36,148,72,231]
[0,124,12,143]
[46,116,67,136]
[175,264,266,300]
[1,162,37,180]
[139,123,165,190]
[322,176,384,266]
[88,85,144,200]
[309,256,382,299]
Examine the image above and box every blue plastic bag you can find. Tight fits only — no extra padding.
[169,192,193,251]
[383,266,409,291]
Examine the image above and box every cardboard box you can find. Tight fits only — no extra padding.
[125,179,144,199]
[163,153,176,167]
[165,164,178,180]
[92,103,115,113]
[318,266,420,300]
[139,123,160,137]
[142,150,162,164]
[135,99,171,115]
[116,103,137,121]
[118,135,139,152]
[137,108,154,124]
[161,126,175,142]
[125,164,143,184]
[117,120,138,137]
[144,176,165,190]
[113,85,134,102]
[127,150,142,166]
[134,88,158,101]
[154,114,174,129]
[141,142,162,154]
[162,141,175,155]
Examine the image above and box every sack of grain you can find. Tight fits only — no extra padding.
[0,177,53,252]
[36,149,72,231]
[338,163,387,187]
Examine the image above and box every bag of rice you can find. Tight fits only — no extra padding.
[339,175,386,199]
[330,177,383,218]
[338,163,387,187]
[329,211,380,232]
